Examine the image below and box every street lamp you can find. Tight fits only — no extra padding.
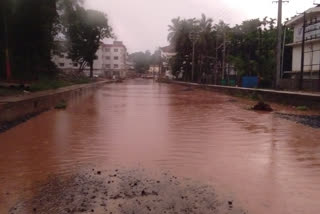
[189,31,200,82]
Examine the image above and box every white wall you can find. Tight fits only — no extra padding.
[291,15,320,74]
[292,43,320,72]
[52,42,128,77]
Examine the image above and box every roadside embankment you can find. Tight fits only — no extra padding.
[164,80,320,110]
[0,80,111,133]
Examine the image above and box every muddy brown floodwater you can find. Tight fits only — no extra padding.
[1,79,320,214]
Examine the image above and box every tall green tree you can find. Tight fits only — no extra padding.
[65,7,113,78]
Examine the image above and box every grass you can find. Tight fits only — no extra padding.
[232,92,259,101]
[29,80,71,92]
[296,106,309,111]
[29,76,92,92]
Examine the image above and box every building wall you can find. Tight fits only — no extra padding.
[52,41,128,77]
[292,42,320,74]
[294,22,304,43]
[291,16,320,77]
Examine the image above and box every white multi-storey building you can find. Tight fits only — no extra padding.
[52,41,128,78]
[286,5,320,79]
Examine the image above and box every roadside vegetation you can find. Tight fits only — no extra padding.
[0,0,112,95]
[167,14,293,87]
[129,50,162,74]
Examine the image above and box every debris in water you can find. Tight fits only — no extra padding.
[252,101,273,112]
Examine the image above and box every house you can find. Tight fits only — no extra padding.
[52,41,129,78]
[286,5,320,80]
[160,45,176,79]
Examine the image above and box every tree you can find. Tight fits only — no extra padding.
[167,14,293,87]
[129,51,152,73]
[1,0,59,80]
[65,7,112,78]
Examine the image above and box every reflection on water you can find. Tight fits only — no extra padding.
[1,79,320,213]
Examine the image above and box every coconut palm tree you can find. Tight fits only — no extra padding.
[167,17,182,44]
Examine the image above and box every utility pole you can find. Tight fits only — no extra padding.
[274,0,289,88]
[192,38,196,82]
[189,31,199,82]
[222,32,226,81]
[299,12,306,90]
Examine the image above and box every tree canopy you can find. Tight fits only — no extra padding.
[64,6,113,77]
[129,50,162,73]
[167,14,293,87]
[0,0,113,80]
[0,0,59,80]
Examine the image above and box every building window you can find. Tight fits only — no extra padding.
[105,64,111,69]
[114,56,119,60]
[105,48,110,52]
[114,64,119,69]
[59,63,65,67]
[106,56,110,60]
[114,48,119,52]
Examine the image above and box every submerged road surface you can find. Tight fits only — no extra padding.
[1,79,320,214]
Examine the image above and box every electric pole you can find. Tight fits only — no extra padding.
[192,38,196,82]
[274,0,289,88]
[189,31,199,82]
[222,32,226,81]
[299,12,306,90]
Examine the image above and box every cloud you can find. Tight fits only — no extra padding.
[84,0,316,53]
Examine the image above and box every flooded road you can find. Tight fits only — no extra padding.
[1,79,320,213]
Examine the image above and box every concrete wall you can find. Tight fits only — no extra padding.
[279,79,320,91]
[0,81,109,127]
[167,81,320,109]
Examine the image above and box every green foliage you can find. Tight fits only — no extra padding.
[29,79,71,92]
[0,0,112,81]
[63,6,113,77]
[296,106,309,111]
[167,15,293,86]
[29,73,91,92]
[129,50,162,73]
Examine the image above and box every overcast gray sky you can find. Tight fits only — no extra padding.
[85,0,317,53]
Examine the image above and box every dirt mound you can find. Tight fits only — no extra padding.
[9,169,245,214]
